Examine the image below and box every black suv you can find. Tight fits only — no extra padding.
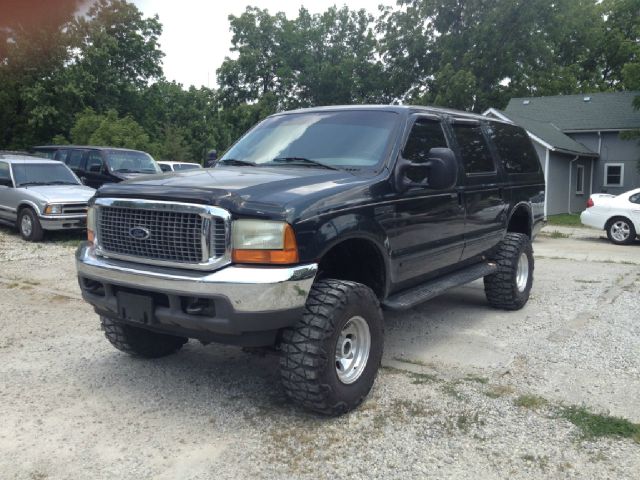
[75,106,545,415]
[31,146,161,188]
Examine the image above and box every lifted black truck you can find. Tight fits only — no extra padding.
[76,105,545,415]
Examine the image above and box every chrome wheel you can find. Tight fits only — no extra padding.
[515,253,529,292]
[610,221,630,242]
[21,214,33,237]
[335,316,371,384]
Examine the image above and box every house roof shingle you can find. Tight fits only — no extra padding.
[504,91,640,131]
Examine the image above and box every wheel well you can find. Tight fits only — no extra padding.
[605,216,632,228]
[507,206,531,238]
[317,238,386,299]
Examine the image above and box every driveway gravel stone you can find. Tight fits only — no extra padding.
[1,225,638,479]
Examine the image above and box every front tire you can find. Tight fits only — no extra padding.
[606,217,636,245]
[484,233,534,310]
[101,316,187,358]
[279,279,384,415]
[18,208,44,242]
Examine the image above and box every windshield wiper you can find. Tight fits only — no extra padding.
[267,157,339,170]
[218,158,257,167]
[114,168,137,173]
[48,181,79,185]
[18,181,50,186]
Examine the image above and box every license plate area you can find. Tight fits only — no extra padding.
[117,291,154,325]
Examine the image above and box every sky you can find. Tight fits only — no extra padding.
[132,0,387,88]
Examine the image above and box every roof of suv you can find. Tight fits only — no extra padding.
[274,104,508,123]
[32,145,148,153]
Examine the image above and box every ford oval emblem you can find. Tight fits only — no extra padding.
[129,226,151,240]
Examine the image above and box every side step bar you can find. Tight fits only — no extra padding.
[382,261,498,311]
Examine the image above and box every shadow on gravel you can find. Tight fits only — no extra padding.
[64,286,499,418]
[73,342,303,418]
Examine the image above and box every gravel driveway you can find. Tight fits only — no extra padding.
[1,225,639,479]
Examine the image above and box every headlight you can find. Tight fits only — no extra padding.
[231,220,299,264]
[87,206,96,245]
[44,204,63,215]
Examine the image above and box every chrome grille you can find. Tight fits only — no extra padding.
[62,203,88,215]
[94,199,230,270]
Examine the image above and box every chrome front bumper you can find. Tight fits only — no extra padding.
[76,242,317,313]
[40,214,86,230]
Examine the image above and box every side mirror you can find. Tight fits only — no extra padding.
[395,147,458,192]
[0,178,13,188]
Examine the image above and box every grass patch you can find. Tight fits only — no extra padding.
[521,454,549,470]
[547,213,582,227]
[547,230,569,239]
[392,356,434,368]
[464,374,489,384]
[408,371,438,385]
[514,394,548,410]
[560,406,640,443]
[442,382,464,400]
[484,385,515,398]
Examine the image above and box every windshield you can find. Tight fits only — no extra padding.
[220,111,399,169]
[12,163,80,187]
[105,150,161,174]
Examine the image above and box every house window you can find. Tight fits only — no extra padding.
[576,165,584,194]
[604,163,624,187]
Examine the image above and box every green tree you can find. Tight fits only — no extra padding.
[69,108,155,152]
[217,6,389,110]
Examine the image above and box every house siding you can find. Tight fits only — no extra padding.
[531,143,594,215]
[569,132,640,195]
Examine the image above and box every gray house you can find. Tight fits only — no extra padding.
[484,91,640,215]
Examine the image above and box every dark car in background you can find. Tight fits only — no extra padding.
[31,146,161,189]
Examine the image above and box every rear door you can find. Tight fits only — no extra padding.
[384,115,466,286]
[450,119,508,260]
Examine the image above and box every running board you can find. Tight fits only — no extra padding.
[382,261,498,311]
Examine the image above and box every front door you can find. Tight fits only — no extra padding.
[450,120,508,260]
[382,116,466,288]
[0,161,17,222]
[83,150,110,188]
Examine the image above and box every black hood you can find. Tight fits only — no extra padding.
[95,166,376,221]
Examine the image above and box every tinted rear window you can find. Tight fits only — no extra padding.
[452,124,495,174]
[489,123,541,174]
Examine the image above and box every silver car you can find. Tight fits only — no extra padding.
[0,153,95,241]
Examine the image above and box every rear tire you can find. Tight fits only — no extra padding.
[101,316,187,358]
[484,233,533,310]
[279,279,384,415]
[18,208,44,242]
[606,217,636,245]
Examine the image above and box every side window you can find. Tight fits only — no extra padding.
[67,150,85,169]
[86,151,104,173]
[488,123,540,174]
[452,123,495,174]
[54,149,69,162]
[403,120,448,182]
[629,193,640,204]
[0,162,12,186]
[159,164,172,172]
[576,165,584,194]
